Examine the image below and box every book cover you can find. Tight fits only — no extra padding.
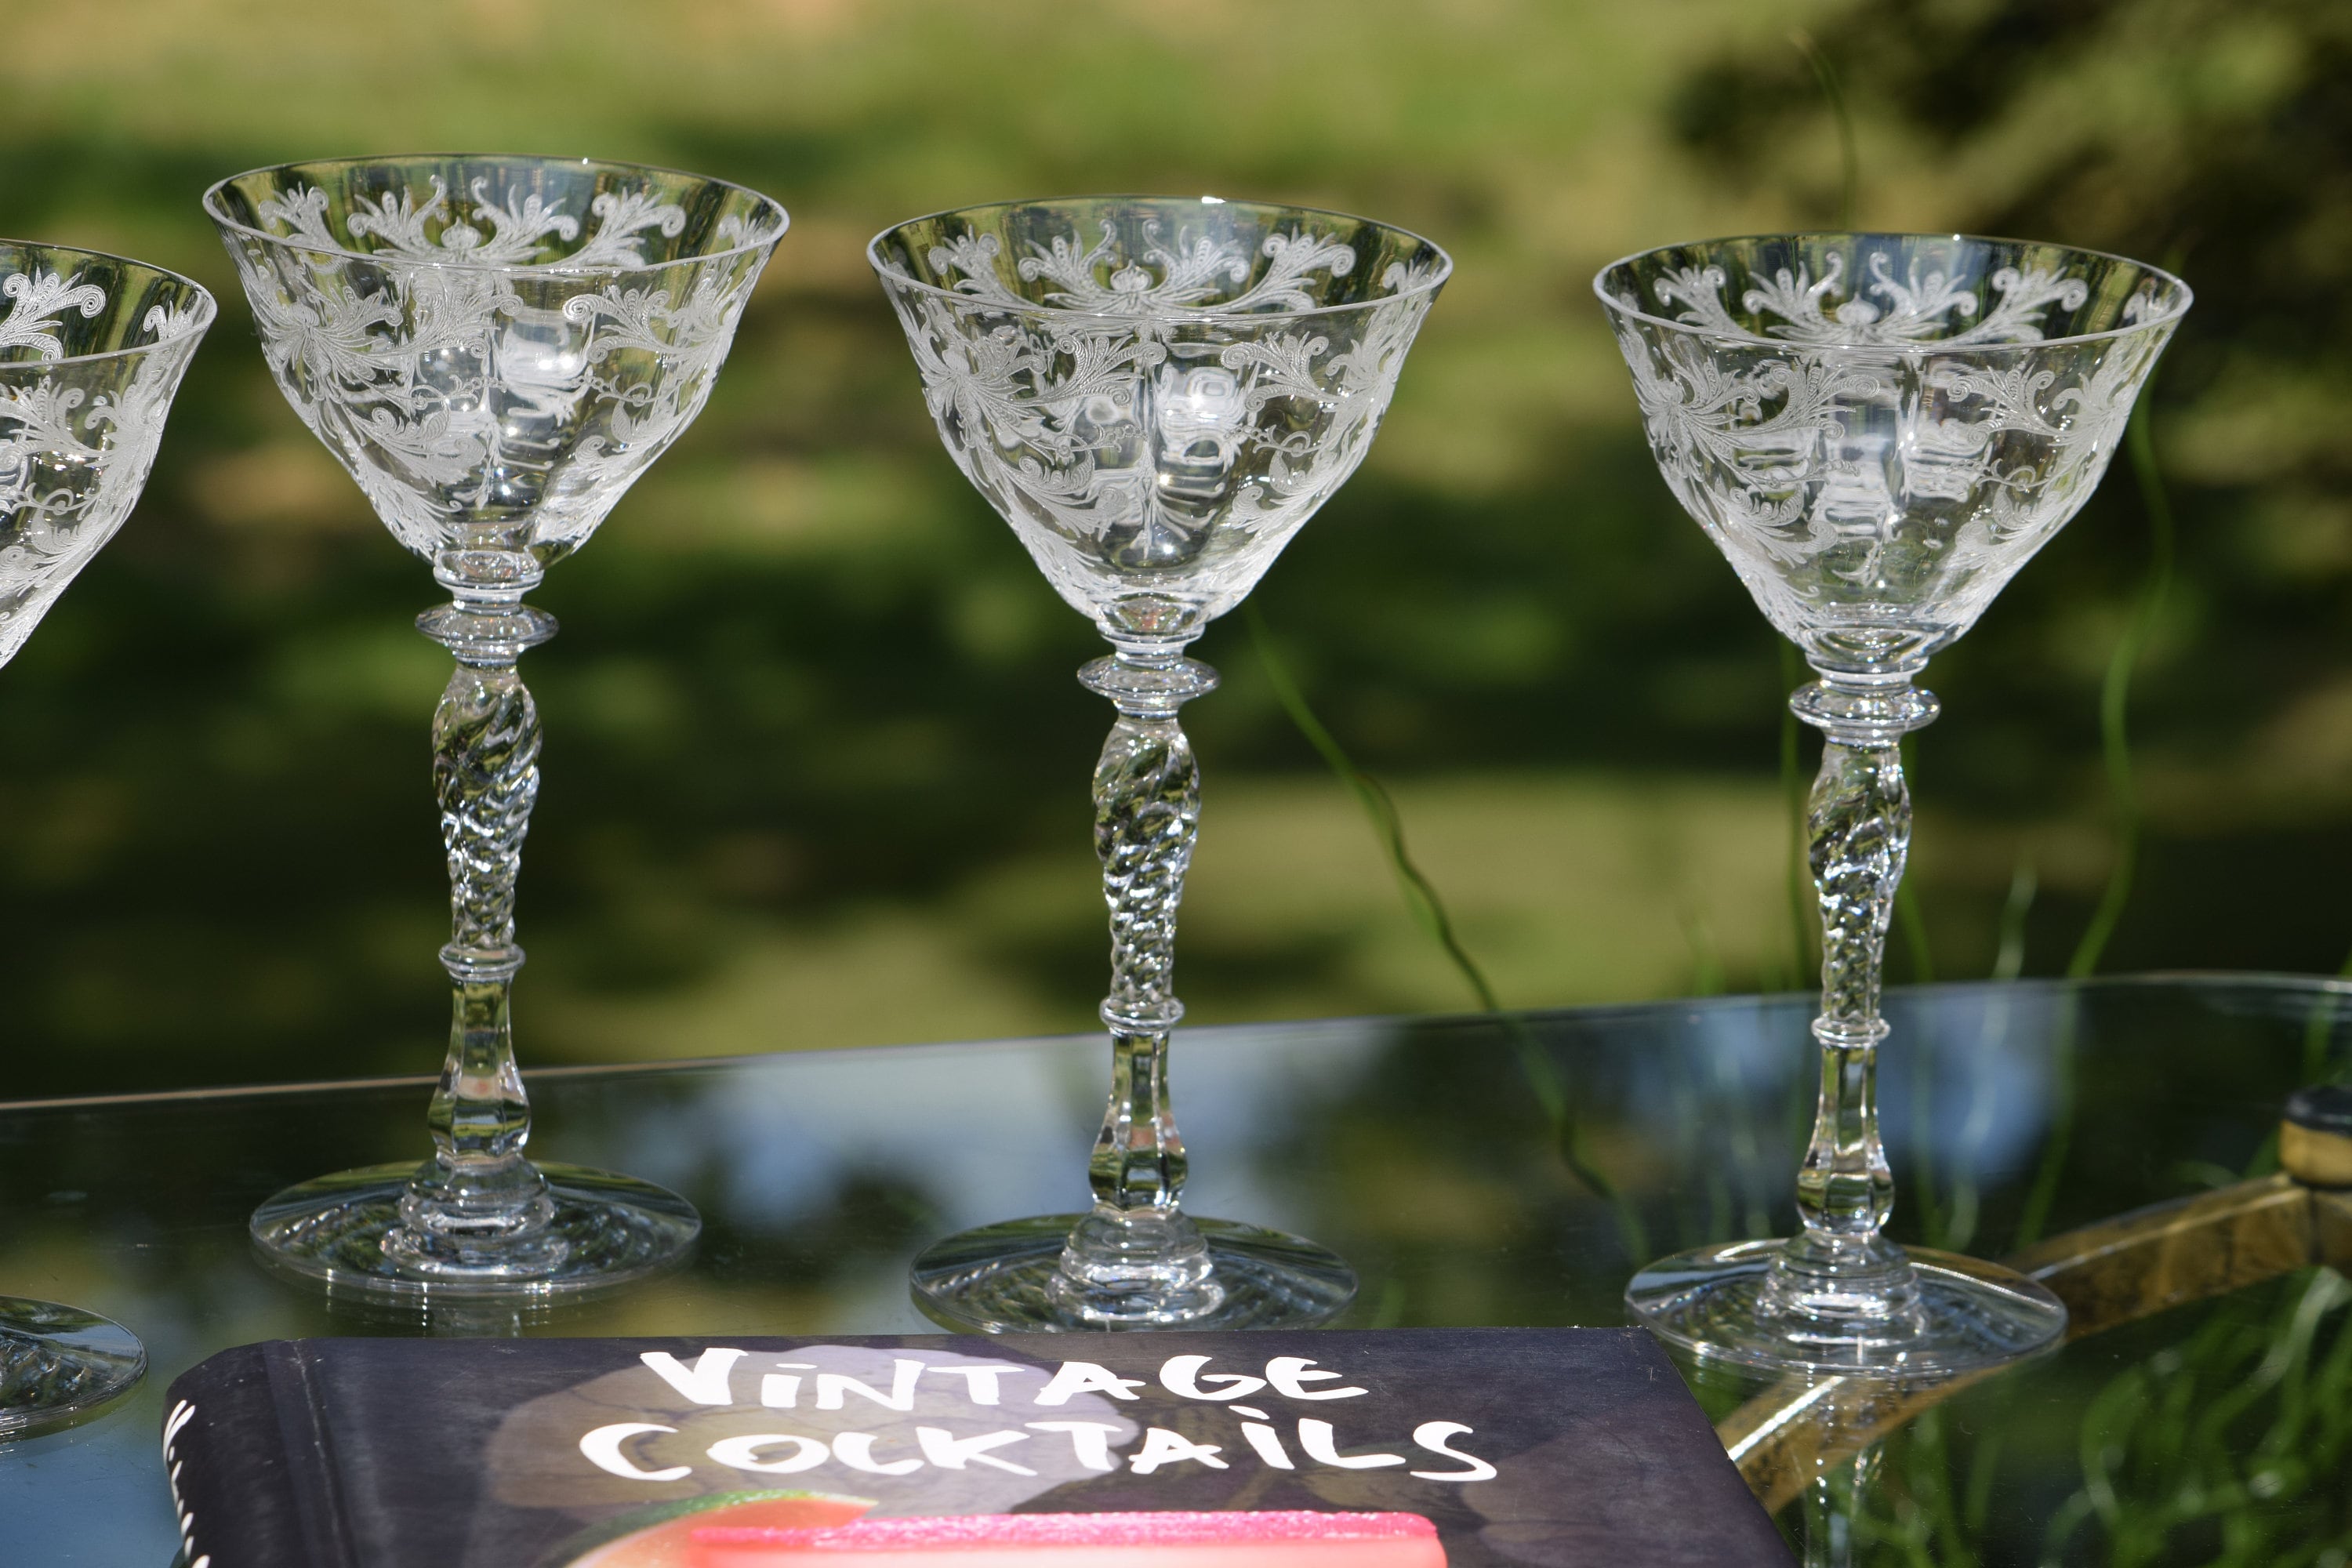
[162,1327,1790,1566]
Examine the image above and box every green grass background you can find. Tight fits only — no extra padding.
[2,0,2348,1093]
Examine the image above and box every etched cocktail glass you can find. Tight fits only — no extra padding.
[1598,233,2190,1372]
[205,155,786,1298]
[873,197,1448,1330]
[0,241,211,1428]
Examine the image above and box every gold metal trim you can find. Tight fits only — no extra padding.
[1722,1151,2346,1512]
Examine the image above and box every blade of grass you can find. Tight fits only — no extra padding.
[2299,942,2352,1085]
[1896,738,1936,984]
[2022,274,2177,1243]
[2067,387,2175,977]
[1779,639,1813,990]
[1794,31,1936,992]
[1243,604,1649,1259]
[1994,856,2037,982]
[1679,909,1728,997]
[1793,29,1860,230]
[2013,989,2082,1250]
[1245,604,1500,1014]
[1775,27,1854,999]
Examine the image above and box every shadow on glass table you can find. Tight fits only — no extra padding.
[2,972,2347,1565]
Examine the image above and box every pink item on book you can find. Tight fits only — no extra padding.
[689,1509,1448,1566]
[569,1494,876,1568]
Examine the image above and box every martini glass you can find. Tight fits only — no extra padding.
[205,155,786,1299]
[1599,233,2190,1372]
[872,196,1449,1330]
[0,241,212,1430]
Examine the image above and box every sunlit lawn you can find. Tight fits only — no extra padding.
[0,0,2344,1088]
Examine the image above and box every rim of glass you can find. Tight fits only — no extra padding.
[201,153,790,277]
[867,194,1454,322]
[1592,230,2193,352]
[0,238,216,368]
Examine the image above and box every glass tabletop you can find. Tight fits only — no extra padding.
[3,972,2347,1565]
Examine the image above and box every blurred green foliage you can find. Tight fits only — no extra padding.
[0,0,2348,1094]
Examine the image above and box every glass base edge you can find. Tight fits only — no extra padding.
[0,1298,146,1436]
[250,1160,699,1303]
[911,1213,1357,1333]
[1626,1238,2067,1376]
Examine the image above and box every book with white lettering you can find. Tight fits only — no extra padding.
[161,1328,1789,1566]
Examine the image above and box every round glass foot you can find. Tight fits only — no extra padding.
[0,1297,145,1436]
[251,1160,699,1301]
[911,1214,1357,1333]
[1627,1239,2067,1375]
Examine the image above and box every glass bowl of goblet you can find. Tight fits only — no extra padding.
[872,194,1449,1330]
[1597,231,2190,1373]
[0,239,212,1428]
[205,154,786,1299]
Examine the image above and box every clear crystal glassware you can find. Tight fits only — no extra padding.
[0,241,212,1428]
[1598,233,2190,1372]
[872,195,1450,1330]
[204,156,786,1299]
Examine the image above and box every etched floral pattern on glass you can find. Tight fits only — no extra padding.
[874,198,1444,649]
[1602,236,2179,673]
[212,159,781,572]
[0,253,210,662]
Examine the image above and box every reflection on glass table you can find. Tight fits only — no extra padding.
[1,973,2347,1566]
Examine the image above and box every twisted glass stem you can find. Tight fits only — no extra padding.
[1770,672,1940,1320]
[397,584,561,1259]
[1092,710,1197,1210]
[1053,648,1221,1316]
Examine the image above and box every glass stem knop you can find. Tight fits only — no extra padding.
[399,571,562,1262]
[1053,647,1222,1317]
[1773,669,1940,1319]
